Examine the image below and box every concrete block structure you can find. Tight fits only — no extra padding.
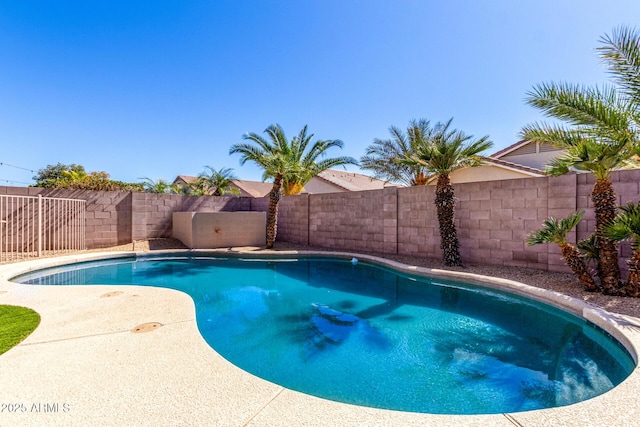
[173,212,266,249]
[3,168,640,276]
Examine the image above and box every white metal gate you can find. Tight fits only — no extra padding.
[0,194,86,263]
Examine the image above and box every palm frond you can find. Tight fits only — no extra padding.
[459,135,493,158]
[408,119,493,175]
[294,125,312,158]
[525,125,636,178]
[604,222,634,243]
[527,211,584,246]
[228,143,269,167]
[237,132,272,152]
[521,122,585,148]
[525,82,633,137]
[577,234,600,261]
[543,156,572,177]
[598,26,640,106]
[196,166,239,196]
[230,123,355,195]
[313,156,358,173]
[604,201,640,248]
[360,154,415,186]
[527,217,561,246]
[360,123,431,185]
[389,125,409,150]
[303,139,345,166]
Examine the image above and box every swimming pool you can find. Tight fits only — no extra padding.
[15,255,636,415]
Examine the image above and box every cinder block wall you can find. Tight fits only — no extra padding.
[451,174,576,272]
[2,168,640,274]
[397,185,439,259]
[277,177,568,270]
[274,170,640,275]
[129,193,250,241]
[277,194,309,245]
[306,187,398,254]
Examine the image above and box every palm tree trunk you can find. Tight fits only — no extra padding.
[592,178,621,294]
[623,251,640,298]
[435,174,462,266]
[266,174,283,249]
[560,244,599,292]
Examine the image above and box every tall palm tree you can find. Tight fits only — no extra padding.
[521,26,640,294]
[229,124,357,248]
[195,166,240,196]
[604,201,640,297]
[399,118,492,266]
[360,120,432,186]
[528,211,598,292]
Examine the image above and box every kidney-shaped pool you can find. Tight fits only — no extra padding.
[14,256,636,415]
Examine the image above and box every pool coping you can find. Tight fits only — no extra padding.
[1,249,639,426]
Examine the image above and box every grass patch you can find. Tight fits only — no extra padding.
[0,305,40,355]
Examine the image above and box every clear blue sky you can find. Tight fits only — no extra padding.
[1,1,639,186]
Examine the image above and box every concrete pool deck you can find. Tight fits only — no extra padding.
[1,250,639,427]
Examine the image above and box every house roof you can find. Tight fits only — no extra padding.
[173,175,198,185]
[424,157,546,183]
[479,156,546,176]
[491,139,565,160]
[230,179,272,197]
[490,140,531,158]
[313,169,401,192]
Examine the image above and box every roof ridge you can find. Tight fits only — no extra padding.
[315,173,351,191]
[317,169,397,191]
[490,140,530,158]
[482,156,546,175]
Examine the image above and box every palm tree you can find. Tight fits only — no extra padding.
[399,118,492,266]
[276,126,358,196]
[140,177,179,194]
[184,177,209,196]
[528,211,599,292]
[521,26,640,294]
[229,124,357,248]
[604,202,640,297]
[195,166,240,196]
[360,120,432,186]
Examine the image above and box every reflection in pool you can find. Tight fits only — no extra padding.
[16,256,636,414]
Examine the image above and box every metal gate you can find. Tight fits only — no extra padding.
[0,194,86,263]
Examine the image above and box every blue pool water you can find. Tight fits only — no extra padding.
[16,256,635,414]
